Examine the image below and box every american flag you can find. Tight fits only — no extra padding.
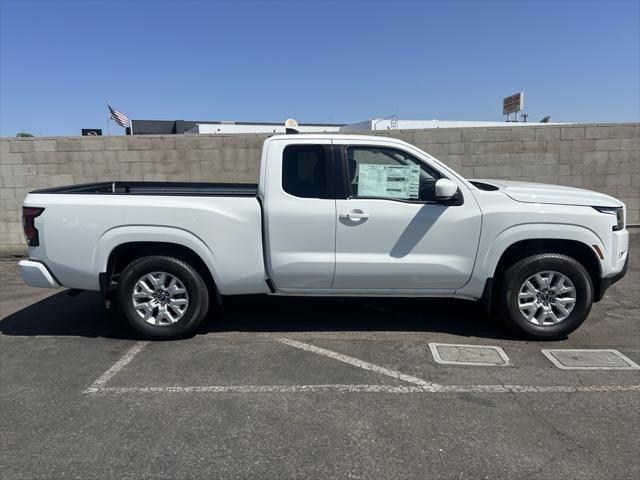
[108,105,129,127]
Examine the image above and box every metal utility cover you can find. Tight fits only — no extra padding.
[542,349,640,370]
[429,343,512,366]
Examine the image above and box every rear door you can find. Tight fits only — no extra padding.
[262,138,337,290]
[332,141,482,291]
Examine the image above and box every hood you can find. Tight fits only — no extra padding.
[470,179,622,208]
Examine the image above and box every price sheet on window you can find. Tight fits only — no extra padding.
[357,164,420,199]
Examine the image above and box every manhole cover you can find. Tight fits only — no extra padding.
[542,349,640,370]
[429,343,512,366]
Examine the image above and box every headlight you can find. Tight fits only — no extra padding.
[593,206,624,231]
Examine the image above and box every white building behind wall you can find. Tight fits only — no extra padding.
[340,118,566,131]
[169,118,567,135]
[190,122,342,134]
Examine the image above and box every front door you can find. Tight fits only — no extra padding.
[332,144,482,291]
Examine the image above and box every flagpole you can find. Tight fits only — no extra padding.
[105,101,111,136]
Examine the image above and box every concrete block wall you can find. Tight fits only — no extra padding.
[1,122,638,255]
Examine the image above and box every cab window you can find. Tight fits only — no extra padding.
[345,147,441,201]
[282,145,327,198]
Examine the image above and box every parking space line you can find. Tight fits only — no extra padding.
[83,341,148,394]
[80,338,640,396]
[86,384,640,394]
[274,337,437,390]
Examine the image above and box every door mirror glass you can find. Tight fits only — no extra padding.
[435,179,458,201]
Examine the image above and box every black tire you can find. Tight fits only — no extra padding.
[498,253,593,340]
[117,255,210,340]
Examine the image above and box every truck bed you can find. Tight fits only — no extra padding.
[31,181,258,197]
[24,181,266,295]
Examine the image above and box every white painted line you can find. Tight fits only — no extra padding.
[542,349,640,370]
[435,384,640,393]
[92,385,426,394]
[83,341,148,394]
[429,343,512,366]
[274,337,437,390]
[80,339,640,396]
[85,383,640,395]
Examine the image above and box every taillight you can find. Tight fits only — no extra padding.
[22,207,45,246]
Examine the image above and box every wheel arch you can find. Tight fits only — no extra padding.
[107,242,215,285]
[94,226,221,298]
[488,240,604,315]
[493,238,601,288]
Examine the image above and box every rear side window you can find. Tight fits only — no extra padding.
[282,145,327,198]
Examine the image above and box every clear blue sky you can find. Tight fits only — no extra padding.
[1,0,638,137]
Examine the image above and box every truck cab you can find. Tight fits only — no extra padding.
[261,135,481,294]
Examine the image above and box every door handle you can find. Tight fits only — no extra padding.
[340,210,369,220]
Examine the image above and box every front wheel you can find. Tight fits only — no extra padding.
[498,253,593,339]
[117,255,210,340]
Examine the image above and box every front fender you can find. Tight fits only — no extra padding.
[480,222,603,279]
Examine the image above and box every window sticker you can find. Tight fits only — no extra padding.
[357,164,420,199]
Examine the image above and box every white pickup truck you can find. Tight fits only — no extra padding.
[19,134,629,339]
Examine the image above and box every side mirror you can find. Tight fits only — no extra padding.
[435,179,458,201]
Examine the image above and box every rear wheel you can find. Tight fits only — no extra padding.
[117,255,210,340]
[498,253,593,339]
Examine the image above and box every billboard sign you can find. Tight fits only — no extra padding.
[503,92,524,115]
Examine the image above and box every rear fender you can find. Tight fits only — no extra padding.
[93,226,221,289]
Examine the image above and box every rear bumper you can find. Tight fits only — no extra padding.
[19,260,61,289]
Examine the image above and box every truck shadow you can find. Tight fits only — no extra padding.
[0,290,531,341]
[0,291,137,339]
[207,295,512,340]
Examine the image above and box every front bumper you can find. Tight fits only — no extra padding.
[19,260,61,289]
[607,229,629,277]
[595,253,629,302]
